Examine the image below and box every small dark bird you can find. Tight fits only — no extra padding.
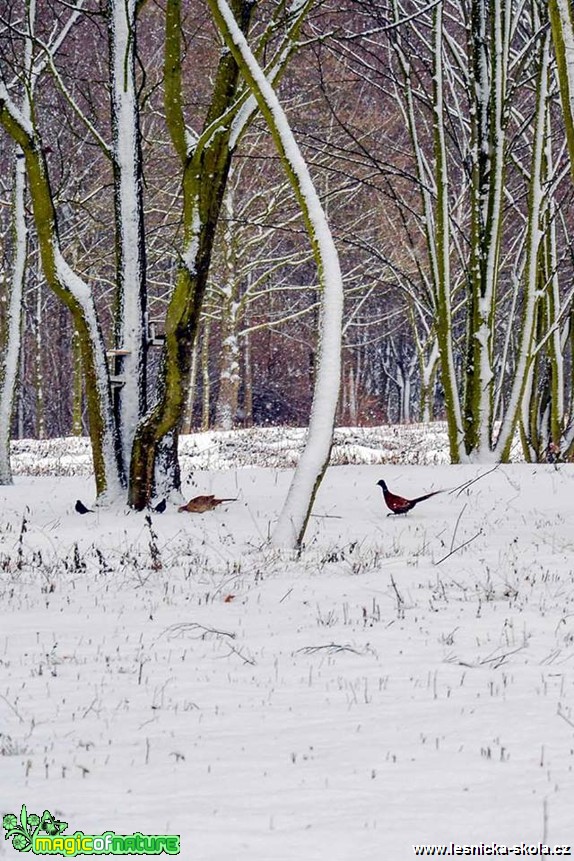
[377,480,442,516]
[75,499,93,515]
[178,495,237,513]
[152,499,166,514]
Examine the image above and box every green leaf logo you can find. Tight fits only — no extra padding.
[40,810,67,836]
[2,805,66,852]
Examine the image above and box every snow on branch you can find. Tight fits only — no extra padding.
[208,0,344,549]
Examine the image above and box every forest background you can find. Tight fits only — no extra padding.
[3,0,574,530]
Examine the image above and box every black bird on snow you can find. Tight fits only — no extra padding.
[377,479,443,516]
[75,499,93,515]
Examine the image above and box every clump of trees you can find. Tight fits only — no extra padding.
[325,0,574,462]
[3,0,574,544]
[0,0,344,546]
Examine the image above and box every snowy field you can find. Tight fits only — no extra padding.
[1,427,573,859]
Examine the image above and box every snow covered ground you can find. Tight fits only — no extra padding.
[1,428,573,859]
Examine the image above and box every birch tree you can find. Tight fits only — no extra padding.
[210,161,315,431]
[549,0,574,457]
[333,0,562,461]
[1,1,62,481]
[1,0,315,506]
[0,0,124,496]
[0,129,27,484]
[128,0,315,508]
[108,0,148,480]
[207,0,343,548]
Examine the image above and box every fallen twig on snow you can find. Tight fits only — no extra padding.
[295,644,362,655]
[434,530,483,565]
[450,503,468,553]
[389,573,405,619]
[449,464,500,498]
[161,622,236,641]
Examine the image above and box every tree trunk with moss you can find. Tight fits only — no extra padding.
[0,0,34,484]
[128,0,315,508]
[207,0,344,549]
[493,13,550,460]
[391,0,464,460]
[0,86,122,498]
[0,147,27,483]
[128,0,255,509]
[549,0,574,458]
[521,132,565,462]
[430,1,465,460]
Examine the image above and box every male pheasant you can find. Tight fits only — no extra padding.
[377,479,442,516]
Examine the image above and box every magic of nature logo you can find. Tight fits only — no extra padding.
[2,805,180,856]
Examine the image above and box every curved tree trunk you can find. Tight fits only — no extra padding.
[128,0,255,509]
[0,149,27,484]
[0,86,122,499]
[207,0,344,549]
[0,0,35,484]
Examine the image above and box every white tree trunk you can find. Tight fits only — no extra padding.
[0,3,121,499]
[208,0,344,549]
[0,0,36,483]
[34,281,45,439]
[465,0,509,458]
[109,0,147,476]
[494,22,550,459]
[0,150,27,483]
[215,181,241,430]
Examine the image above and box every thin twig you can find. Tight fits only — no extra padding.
[389,573,405,618]
[478,645,525,667]
[450,464,500,497]
[0,693,24,723]
[557,703,574,729]
[81,697,100,720]
[224,643,256,665]
[295,644,361,655]
[162,622,236,641]
[450,503,467,552]
[309,514,343,519]
[450,645,525,669]
[434,530,482,565]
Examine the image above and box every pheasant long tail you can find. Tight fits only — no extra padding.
[412,489,444,505]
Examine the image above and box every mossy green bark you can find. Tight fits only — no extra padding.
[207,0,342,548]
[431,3,463,462]
[128,0,255,509]
[0,99,119,496]
[549,0,574,183]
